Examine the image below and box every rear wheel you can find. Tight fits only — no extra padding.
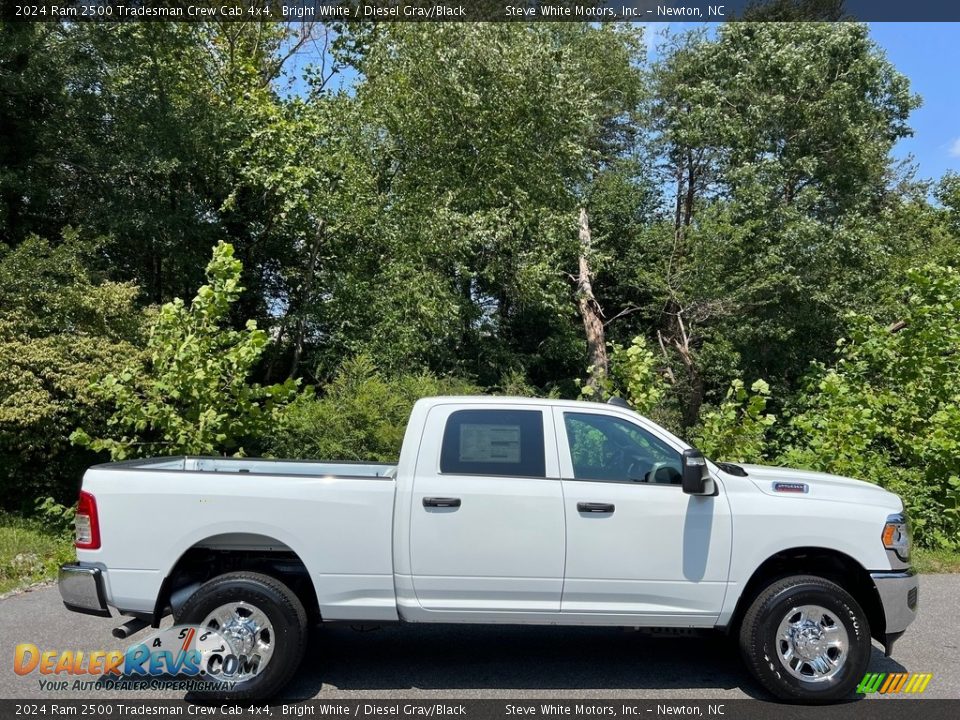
[739,575,871,703]
[176,571,307,700]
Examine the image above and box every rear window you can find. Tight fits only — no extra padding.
[440,409,546,478]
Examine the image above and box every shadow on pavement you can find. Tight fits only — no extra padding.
[279,624,791,700]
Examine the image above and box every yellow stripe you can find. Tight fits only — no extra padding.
[902,673,933,694]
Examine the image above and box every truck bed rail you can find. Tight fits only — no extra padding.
[90,456,397,479]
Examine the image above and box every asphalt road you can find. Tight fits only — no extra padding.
[1,576,957,701]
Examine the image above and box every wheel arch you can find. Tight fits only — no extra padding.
[726,546,885,644]
[152,533,321,626]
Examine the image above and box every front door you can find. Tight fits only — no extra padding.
[555,407,732,624]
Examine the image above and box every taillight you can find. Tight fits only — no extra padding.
[75,491,101,550]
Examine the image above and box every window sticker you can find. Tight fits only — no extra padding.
[460,424,522,463]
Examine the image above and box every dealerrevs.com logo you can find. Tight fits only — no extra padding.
[13,625,259,691]
[857,672,933,695]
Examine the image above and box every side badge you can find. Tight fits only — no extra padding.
[773,481,809,494]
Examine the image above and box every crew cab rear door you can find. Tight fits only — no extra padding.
[553,407,732,624]
[408,402,566,613]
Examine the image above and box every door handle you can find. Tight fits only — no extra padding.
[423,497,462,508]
[577,502,615,514]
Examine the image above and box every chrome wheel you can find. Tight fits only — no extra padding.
[202,601,275,678]
[775,604,849,682]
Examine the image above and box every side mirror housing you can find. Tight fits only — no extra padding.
[682,449,714,495]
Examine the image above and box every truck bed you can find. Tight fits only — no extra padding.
[77,456,400,622]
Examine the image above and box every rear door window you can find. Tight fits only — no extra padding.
[440,409,546,478]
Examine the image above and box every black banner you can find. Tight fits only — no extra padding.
[3,700,960,719]
[3,0,960,23]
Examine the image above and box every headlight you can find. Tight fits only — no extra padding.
[882,513,911,563]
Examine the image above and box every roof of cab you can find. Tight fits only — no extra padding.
[414,395,634,411]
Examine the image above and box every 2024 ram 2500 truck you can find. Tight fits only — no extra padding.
[59,396,917,703]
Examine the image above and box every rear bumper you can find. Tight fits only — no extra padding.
[871,569,918,651]
[59,563,111,618]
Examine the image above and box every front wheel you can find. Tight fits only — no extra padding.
[739,575,872,703]
[176,571,308,700]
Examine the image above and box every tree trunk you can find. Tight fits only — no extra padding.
[287,220,325,380]
[665,300,704,428]
[663,149,705,427]
[151,240,163,304]
[576,207,608,392]
[684,150,696,227]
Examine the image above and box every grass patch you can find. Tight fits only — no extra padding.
[0,513,74,595]
[913,547,960,574]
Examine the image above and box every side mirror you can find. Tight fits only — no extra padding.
[682,449,714,495]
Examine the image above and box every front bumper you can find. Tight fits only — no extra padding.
[871,569,918,652]
[59,563,111,618]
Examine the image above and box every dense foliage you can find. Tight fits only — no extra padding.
[267,355,479,463]
[0,233,142,510]
[778,266,960,547]
[1,21,958,548]
[72,242,299,459]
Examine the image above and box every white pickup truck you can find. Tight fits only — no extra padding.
[59,396,917,703]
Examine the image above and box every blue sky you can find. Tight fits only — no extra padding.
[868,23,960,183]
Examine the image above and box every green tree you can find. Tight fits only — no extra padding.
[936,172,960,242]
[0,232,142,509]
[0,22,324,322]
[73,242,298,459]
[637,23,918,427]
[778,265,960,548]
[323,24,647,390]
[1,24,222,299]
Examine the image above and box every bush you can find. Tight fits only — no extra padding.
[691,379,775,463]
[776,265,960,549]
[0,233,142,510]
[578,336,668,415]
[676,266,960,549]
[268,355,479,462]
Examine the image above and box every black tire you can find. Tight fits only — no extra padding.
[739,575,871,703]
[175,571,307,701]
